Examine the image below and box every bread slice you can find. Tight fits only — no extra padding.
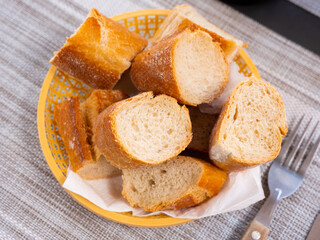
[81,90,128,130]
[151,5,243,63]
[131,29,229,106]
[50,8,147,89]
[54,90,127,179]
[93,92,192,169]
[122,156,227,212]
[187,107,219,152]
[209,77,287,171]
[81,89,128,160]
[76,154,122,179]
[54,97,93,175]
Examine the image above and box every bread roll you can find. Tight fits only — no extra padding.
[122,156,227,212]
[187,106,219,152]
[131,29,229,106]
[54,90,127,179]
[151,5,243,63]
[94,92,192,169]
[209,77,287,171]
[50,8,147,89]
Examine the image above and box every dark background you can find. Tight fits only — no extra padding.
[223,0,320,56]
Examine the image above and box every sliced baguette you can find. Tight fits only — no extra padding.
[81,89,128,130]
[81,89,128,160]
[131,29,229,106]
[188,107,219,152]
[50,8,147,89]
[93,92,192,169]
[209,77,287,171]
[122,156,227,212]
[54,97,93,175]
[151,5,243,63]
[54,90,127,179]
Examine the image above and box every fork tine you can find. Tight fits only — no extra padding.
[283,118,312,167]
[275,115,305,163]
[292,121,319,170]
[298,130,320,176]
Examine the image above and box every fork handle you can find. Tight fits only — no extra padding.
[241,220,269,240]
[241,189,282,240]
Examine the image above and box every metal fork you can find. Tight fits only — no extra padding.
[241,115,320,240]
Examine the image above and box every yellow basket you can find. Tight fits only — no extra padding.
[37,9,261,228]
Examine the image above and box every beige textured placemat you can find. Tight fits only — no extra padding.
[0,0,319,239]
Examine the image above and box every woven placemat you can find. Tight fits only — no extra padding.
[0,0,319,239]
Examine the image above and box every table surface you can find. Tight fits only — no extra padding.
[226,0,320,55]
[0,0,319,239]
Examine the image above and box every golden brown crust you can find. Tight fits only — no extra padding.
[151,5,242,63]
[132,28,229,106]
[82,89,128,129]
[54,97,94,172]
[151,10,179,44]
[170,160,227,211]
[209,77,288,171]
[175,19,236,60]
[81,89,128,161]
[94,92,192,169]
[50,8,147,89]
[121,156,227,211]
[54,91,127,178]
[131,31,183,103]
[94,92,152,169]
[197,161,228,195]
[121,190,138,208]
[171,194,198,210]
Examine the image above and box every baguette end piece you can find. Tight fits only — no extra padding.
[51,8,147,89]
[209,77,287,171]
[94,92,192,169]
[54,90,128,180]
[131,29,229,106]
[54,97,94,173]
[122,156,227,211]
[151,4,243,63]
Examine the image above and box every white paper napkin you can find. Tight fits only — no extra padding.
[63,166,264,219]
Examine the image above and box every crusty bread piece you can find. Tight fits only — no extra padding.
[54,97,93,174]
[54,90,127,179]
[76,154,122,179]
[81,89,128,160]
[94,92,192,169]
[81,90,128,130]
[50,8,147,89]
[122,156,227,212]
[151,5,243,63]
[187,107,219,152]
[209,77,287,171]
[131,29,229,106]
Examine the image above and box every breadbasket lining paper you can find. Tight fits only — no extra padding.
[62,63,265,219]
[63,167,263,219]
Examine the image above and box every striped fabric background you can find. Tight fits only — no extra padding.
[0,0,319,239]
